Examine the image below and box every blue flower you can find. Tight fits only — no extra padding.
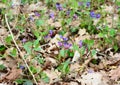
[90,11,96,18]
[58,42,63,46]
[29,15,34,21]
[66,10,70,15]
[20,65,25,70]
[73,14,77,19]
[63,37,68,41]
[78,40,83,48]
[22,38,27,43]
[34,12,40,17]
[78,2,83,6]
[49,30,53,36]
[49,12,55,19]
[63,42,72,49]
[86,2,90,7]
[96,14,101,18]
[56,3,63,11]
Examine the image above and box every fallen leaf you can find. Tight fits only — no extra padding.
[5,67,22,81]
[78,72,109,85]
[109,66,120,81]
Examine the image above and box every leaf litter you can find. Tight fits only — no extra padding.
[0,0,120,85]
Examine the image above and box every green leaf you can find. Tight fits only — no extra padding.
[32,30,40,38]
[98,33,104,38]
[0,64,6,70]
[10,48,17,57]
[91,49,97,56]
[0,45,6,51]
[23,42,33,54]
[109,29,116,37]
[113,44,118,52]
[57,60,70,74]
[36,19,44,26]
[30,66,37,74]
[60,49,65,57]
[35,55,44,64]
[23,81,33,85]
[84,39,94,50]
[73,44,79,51]
[5,36,12,45]
[2,0,7,3]
[41,72,50,83]
[15,79,26,84]
[67,50,74,57]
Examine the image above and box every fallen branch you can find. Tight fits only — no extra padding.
[5,14,38,85]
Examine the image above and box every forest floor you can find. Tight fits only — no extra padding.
[0,0,120,85]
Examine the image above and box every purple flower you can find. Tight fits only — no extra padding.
[29,15,34,21]
[78,40,83,47]
[44,35,49,38]
[20,65,25,70]
[66,10,70,15]
[56,3,63,11]
[63,37,68,41]
[60,35,63,39]
[22,38,27,43]
[58,42,63,46]
[90,11,96,18]
[59,35,68,41]
[86,2,90,7]
[96,14,101,18]
[34,12,40,17]
[63,42,72,49]
[49,12,55,19]
[73,14,77,19]
[78,2,83,6]
[49,30,53,36]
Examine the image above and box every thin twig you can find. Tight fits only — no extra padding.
[5,14,38,85]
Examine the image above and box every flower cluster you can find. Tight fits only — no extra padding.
[45,30,54,38]
[90,11,101,19]
[56,3,63,11]
[78,2,90,7]
[58,35,72,49]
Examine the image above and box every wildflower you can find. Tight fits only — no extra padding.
[29,15,34,21]
[90,11,96,18]
[59,35,68,41]
[78,40,83,48]
[34,12,40,17]
[73,14,77,19]
[19,65,25,70]
[58,42,63,46]
[60,35,63,39]
[66,10,70,15]
[63,37,68,41]
[49,12,55,19]
[96,14,101,18]
[22,38,27,43]
[78,2,83,6]
[49,30,53,36]
[86,2,90,7]
[56,3,63,11]
[63,42,72,49]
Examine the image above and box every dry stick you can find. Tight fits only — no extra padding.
[5,14,38,85]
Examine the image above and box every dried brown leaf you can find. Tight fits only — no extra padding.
[5,67,22,81]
